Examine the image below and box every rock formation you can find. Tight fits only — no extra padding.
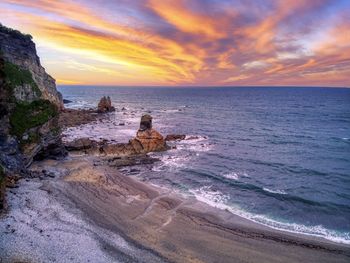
[65,114,169,156]
[165,134,186,141]
[0,24,65,209]
[130,114,168,153]
[97,96,115,113]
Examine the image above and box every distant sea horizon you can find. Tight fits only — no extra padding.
[58,85,350,89]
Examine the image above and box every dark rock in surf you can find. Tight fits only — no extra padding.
[63,99,72,104]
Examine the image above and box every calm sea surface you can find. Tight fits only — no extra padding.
[59,86,350,244]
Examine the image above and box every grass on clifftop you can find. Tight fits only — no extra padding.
[4,61,42,97]
[9,100,58,138]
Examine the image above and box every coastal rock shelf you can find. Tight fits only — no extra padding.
[64,114,169,156]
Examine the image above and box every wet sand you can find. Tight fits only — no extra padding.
[1,155,350,263]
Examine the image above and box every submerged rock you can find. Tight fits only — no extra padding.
[97,96,115,113]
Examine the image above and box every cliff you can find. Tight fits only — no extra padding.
[0,25,63,108]
[0,24,65,209]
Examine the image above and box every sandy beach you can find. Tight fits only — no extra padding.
[1,155,349,263]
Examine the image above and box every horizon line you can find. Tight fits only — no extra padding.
[57,84,350,89]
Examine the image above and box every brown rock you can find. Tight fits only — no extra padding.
[65,138,96,151]
[165,134,186,141]
[97,96,115,113]
[59,109,98,128]
[64,115,168,156]
[133,128,167,152]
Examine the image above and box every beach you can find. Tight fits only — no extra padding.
[1,154,349,263]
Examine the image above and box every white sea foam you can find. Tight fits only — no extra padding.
[190,186,229,205]
[190,185,350,245]
[263,187,287,195]
[174,135,213,152]
[222,172,239,180]
[152,152,191,171]
[222,171,249,180]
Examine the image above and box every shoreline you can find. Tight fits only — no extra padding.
[1,155,349,263]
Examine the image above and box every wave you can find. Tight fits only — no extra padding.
[190,185,350,244]
[173,135,213,152]
[221,171,249,181]
[151,150,192,172]
[263,187,287,195]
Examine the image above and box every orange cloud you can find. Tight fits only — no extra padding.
[148,0,227,39]
[0,0,349,87]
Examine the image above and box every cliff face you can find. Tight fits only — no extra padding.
[0,25,65,209]
[0,26,63,108]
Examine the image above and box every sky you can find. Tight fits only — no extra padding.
[1,0,349,87]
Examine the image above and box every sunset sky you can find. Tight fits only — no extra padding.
[1,0,349,87]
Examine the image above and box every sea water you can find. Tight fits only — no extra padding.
[59,86,350,244]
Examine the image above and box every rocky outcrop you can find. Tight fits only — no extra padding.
[130,114,168,153]
[59,109,98,128]
[97,96,115,113]
[165,134,186,141]
[131,129,167,152]
[0,24,66,202]
[65,115,169,156]
[65,137,96,151]
[0,24,63,109]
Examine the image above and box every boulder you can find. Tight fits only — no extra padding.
[165,134,186,141]
[132,128,167,152]
[97,96,115,113]
[65,137,96,151]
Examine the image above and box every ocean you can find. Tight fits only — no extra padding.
[58,86,350,244]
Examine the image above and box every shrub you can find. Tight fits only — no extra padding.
[3,61,41,97]
[9,100,58,138]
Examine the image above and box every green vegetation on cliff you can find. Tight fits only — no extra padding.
[10,100,58,138]
[3,61,42,97]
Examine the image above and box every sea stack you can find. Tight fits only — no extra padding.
[97,96,115,113]
[131,114,168,152]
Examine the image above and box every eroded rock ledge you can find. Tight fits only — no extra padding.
[65,114,170,156]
